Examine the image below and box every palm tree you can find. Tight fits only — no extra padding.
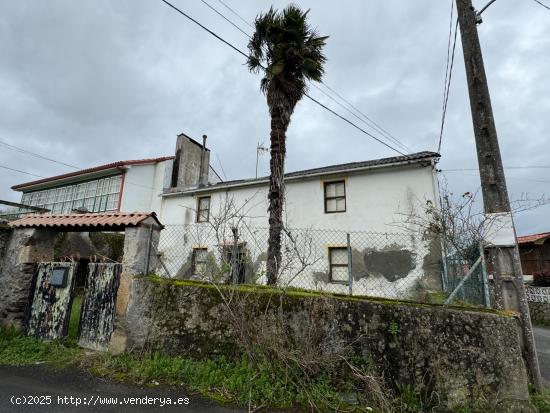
[248,5,327,285]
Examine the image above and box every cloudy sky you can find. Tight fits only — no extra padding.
[0,0,548,234]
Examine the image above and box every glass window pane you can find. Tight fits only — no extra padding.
[84,197,95,211]
[335,182,345,197]
[109,176,121,193]
[325,183,335,198]
[65,186,75,201]
[199,197,210,210]
[336,198,346,211]
[331,249,348,265]
[331,266,348,282]
[326,199,336,212]
[86,181,97,197]
[106,193,118,210]
[52,203,63,213]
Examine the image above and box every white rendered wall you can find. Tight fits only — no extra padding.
[119,162,168,213]
[159,163,437,232]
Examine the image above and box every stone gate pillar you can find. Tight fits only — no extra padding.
[110,218,162,353]
[0,228,57,328]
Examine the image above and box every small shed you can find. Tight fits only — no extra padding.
[517,232,550,275]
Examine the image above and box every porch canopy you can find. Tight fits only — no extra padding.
[8,211,163,232]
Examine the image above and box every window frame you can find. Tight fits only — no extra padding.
[323,180,346,214]
[21,174,123,213]
[191,247,208,274]
[196,196,211,223]
[328,247,349,284]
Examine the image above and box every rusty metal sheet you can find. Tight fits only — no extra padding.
[26,262,78,340]
[77,263,122,351]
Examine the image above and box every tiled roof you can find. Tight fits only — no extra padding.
[517,232,550,245]
[11,157,174,191]
[164,151,439,195]
[9,212,163,230]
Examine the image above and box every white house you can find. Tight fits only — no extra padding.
[8,133,442,298]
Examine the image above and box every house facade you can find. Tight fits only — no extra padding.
[8,133,442,297]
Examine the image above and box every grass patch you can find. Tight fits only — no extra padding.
[0,327,80,367]
[1,327,543,412]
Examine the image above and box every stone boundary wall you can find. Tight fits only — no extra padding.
[0,224,12,269]
[118,277,532,411]
[526,286,550,326]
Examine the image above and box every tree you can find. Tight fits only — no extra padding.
[247,5,327,284]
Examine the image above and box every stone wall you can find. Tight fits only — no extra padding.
[119,277,532,411]
[0,223,12,270]
[0,228,56,327]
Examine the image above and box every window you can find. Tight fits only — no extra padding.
[329,247,349,283]
[21,174,123,213]
[324,181,346,213]
[197,196,211,222]
[192,248,208,274]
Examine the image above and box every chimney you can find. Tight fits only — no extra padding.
[167,133,211,191]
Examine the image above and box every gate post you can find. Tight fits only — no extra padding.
[0,228,57,329]
[110,219,162,354]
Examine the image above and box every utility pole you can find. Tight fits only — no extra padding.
[455,0,542,391]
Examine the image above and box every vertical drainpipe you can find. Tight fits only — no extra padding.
[199,134,207,188]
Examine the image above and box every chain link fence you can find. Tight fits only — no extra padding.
[150,223,450,302]
[442,252,490,307]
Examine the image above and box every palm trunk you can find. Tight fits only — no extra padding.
[266,103,290,285]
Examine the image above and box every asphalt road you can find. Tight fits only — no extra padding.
[534,326,550,384]
[0,365,244,413]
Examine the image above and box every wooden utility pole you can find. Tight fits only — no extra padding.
[455,0,542,391]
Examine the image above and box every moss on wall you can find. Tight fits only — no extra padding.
[121,277,531,411]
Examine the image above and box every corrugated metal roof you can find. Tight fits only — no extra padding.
[11,157,174,191]
[9,212,163,230]
[517,232,550,245]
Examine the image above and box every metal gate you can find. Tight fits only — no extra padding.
[26,262,78,340]
[77,263,122,351]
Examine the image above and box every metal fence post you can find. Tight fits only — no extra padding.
[347,233,353,295]
[145,225,153,276]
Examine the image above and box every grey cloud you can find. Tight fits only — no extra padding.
[0,0,548,234]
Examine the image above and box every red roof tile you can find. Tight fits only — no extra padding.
[8,212,163,230]
[517,232,550,245]
[11,157,174,191]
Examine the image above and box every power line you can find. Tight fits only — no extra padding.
[314,81,414,153]
[0,139,80,170]
[198,0,250,37]
[477,0,499,15]
[437,0,459,154]
[302,93,405,155]
[216,0,254,28]
[171,0,406,155]
[160,0,248,59]
[0,164,45,178]
[532,0,550,10]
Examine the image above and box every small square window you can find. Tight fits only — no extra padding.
[324,181,346,213]
[197,196,211,223]
[329,247,349,284]
[50,267,69,288]
[192,248,208,274]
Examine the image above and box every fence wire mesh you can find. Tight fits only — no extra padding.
[150,223,451,302]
